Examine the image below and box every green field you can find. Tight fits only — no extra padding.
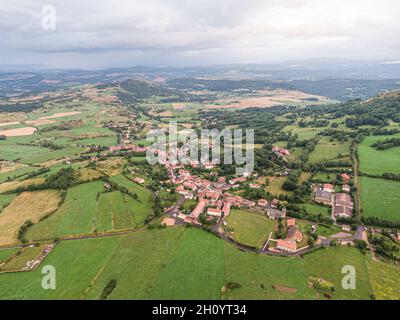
[0,245,44,272]
[309,140,349,163]
[0,194,17,210]
[360,177,400,221]
[283,125,322,140]
[0,248,19,264]
[265,177,292,196]
[367,255,400,300]
[359,134,400,175]
[226,210,275,248]
[302,202,331,218]
[0,227,383,300]
[302,247,373,300]
[26,181,104,240]
[25,179,150,240]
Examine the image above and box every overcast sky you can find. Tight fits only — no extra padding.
[1,0,400,69]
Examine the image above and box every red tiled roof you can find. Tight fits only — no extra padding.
[277,240,297,251]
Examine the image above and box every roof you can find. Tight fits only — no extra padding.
[335,193,352,202]
[334,205,353,216]
[222,202,231,216]
[341,173,351,180]
[287,219,296,228]
[323,183,333,190]
[190,199,207,218]
[315,189,332,200]
[267,208,284,218]
[277,240,297,251]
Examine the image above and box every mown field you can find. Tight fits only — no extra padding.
[359,134,400,175]
[226,210,275,248]
[0,227,387,300]
[360,177,400,221]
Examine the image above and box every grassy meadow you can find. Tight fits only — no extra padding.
[359,134,400,175]
[0,227,385,300]
[226,209,275,248]
[360,177,400,221]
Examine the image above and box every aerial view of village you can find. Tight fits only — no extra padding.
[0,1,400,303]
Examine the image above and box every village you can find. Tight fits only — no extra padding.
[108,142,361,255]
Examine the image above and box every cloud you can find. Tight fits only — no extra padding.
[1,0,400,68]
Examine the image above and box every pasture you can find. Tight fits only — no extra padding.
[358,134,400,175]
[0,227,385,300]
[26,179,150,241]
[308,140,350,163]
[265,177,292,196]
[302,247,373,300]
[226,210,275,248]
[367,256,400,300]
[360,177,400,221]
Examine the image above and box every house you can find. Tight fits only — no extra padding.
[183,181,197,191]
[276,239,297,253]
[104,183,111,190]
[203,163,215,170]
[341,225,351,232]
[241,199,256,208]
[286,226,303,243]
[342,184,351,193]
[323,184,334,193]
[271,199,279,208]
[286,218,296,228]
[133,177,145,184]
[341,173,351,183]
[249,183,261,189]
[222,202,231,217]
[272,146,290,156]
[229,177,247,185]
[314,188,333,206]
[267,207,286,220]
[258,199,268,207]
[217,177,226,183]
[190,199,208,219]
[207,208,222,217]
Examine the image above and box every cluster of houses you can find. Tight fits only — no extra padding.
[313,173,353,219]
[156,153,287,226]
[275,218,304,253]
[109,144,147,153]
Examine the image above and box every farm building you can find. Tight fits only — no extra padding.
[276,239,297,253]
[333,193,354,218]
[314,188,333,206]
[267,207,286,220]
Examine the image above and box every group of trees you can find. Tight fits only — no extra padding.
[369,235,400,261]
[371,137,400,150]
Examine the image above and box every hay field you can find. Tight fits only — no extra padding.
[0,190,60,245]
[0,178,45,194]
